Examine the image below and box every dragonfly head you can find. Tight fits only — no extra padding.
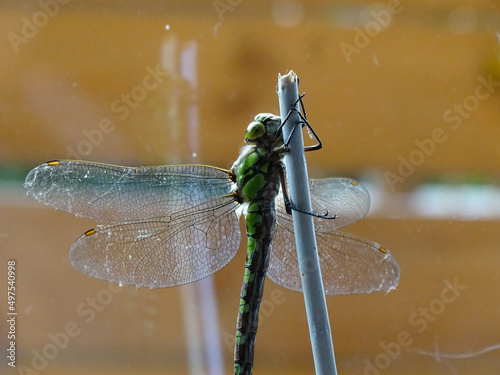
[244,113,282,146]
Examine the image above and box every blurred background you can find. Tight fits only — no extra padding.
[1,1,500,374]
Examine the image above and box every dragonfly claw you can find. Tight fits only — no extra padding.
[288,203,337,220]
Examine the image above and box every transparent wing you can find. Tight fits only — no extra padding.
[69,195,241,288]
[268,178,400,295]
[25,160,233,224]
[307,178,370,230]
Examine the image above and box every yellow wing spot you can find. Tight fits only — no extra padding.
[379,247,388,254]
[47,160,61,166]
[351,180,358,186]
[84,229,96,236]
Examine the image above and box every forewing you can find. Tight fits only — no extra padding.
[309,177,371,229]
[276,178,370,231]
[267,210,400,295]
[69,195,241,288]
[25,160,233,224]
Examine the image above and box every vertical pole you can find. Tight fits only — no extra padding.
[277,71,337,375]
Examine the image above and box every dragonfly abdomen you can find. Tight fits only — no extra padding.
[232,113,284,375]
[234,199,276,375]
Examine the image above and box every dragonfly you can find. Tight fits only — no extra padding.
[25,109,400,375]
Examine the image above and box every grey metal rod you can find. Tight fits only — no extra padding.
[277,71,337,375]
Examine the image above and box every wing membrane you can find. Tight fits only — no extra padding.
[69,195,241,288]
[268,178,400,295]
[309,177,371,229]
[276,178,370,230]
[25,160,233,224]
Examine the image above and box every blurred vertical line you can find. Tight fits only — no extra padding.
[179,283,204,374]
[180,41,200,156]
[175,39,225,375]
[161,35,204,374]
[161,36,181,162]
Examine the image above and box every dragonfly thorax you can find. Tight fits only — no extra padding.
[232,114,284,205]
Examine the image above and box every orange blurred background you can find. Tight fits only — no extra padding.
[1,1,500,374]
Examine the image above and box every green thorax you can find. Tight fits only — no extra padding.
[232,113,284,205]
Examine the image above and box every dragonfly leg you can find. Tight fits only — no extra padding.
[290,202,338,219]
[294,93,323,153]
[278,93,323,153]
[278,163,337,219]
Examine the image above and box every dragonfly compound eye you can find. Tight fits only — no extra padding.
[245,121,266,142]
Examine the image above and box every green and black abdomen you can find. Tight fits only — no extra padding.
[234,199,276,374]
[234,145,282,375]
